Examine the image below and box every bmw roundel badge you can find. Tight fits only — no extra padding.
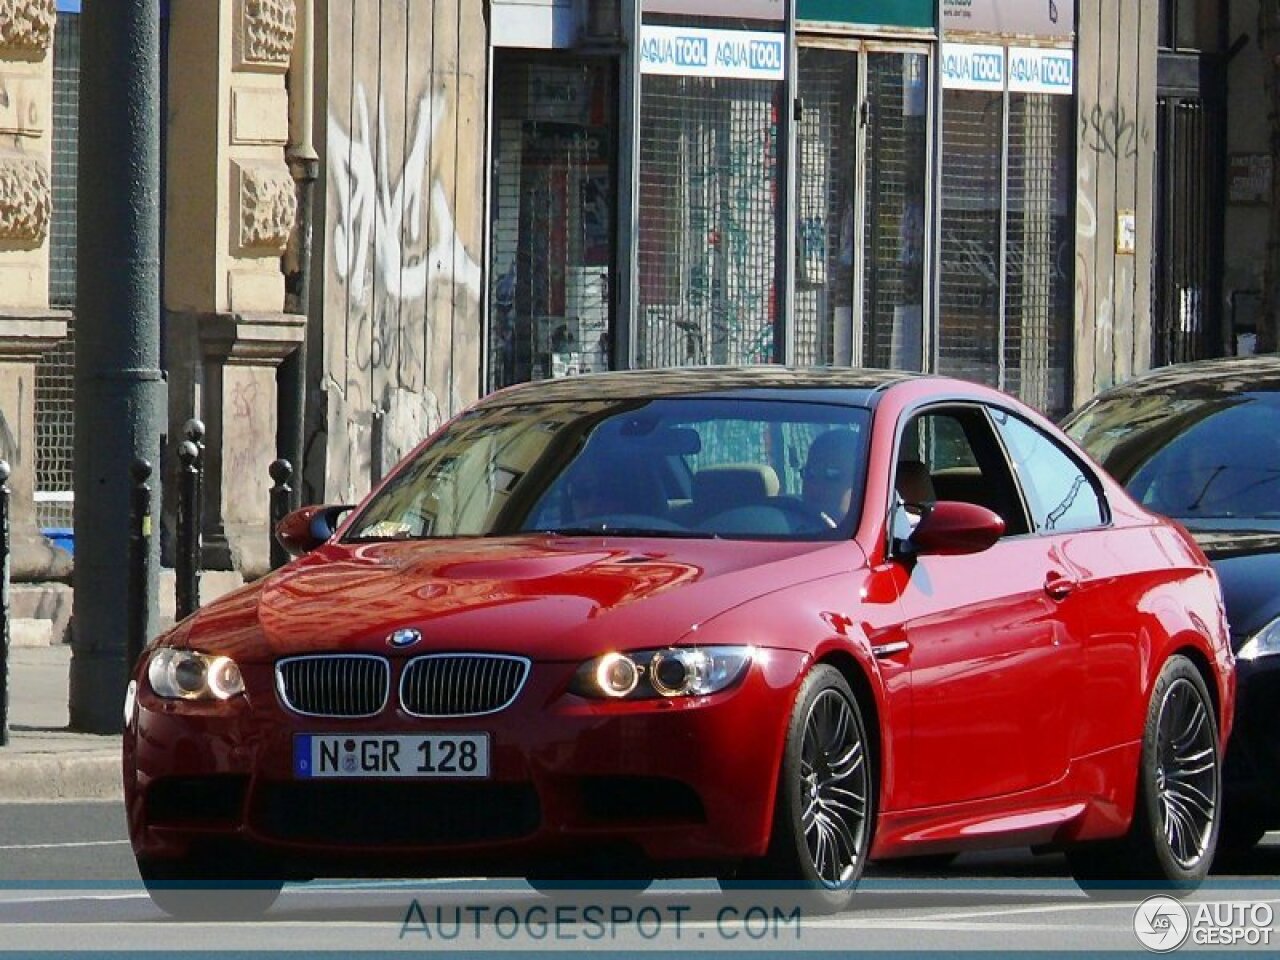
[387,628,422,649]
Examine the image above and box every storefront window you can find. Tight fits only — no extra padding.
[794,48,929,369]
[939,45,1074,416]
[862,52,929,370]
[938,88,1004,388]
[794,48,859,365]
[638,75,782,367]
[1004,90,1074,413]
[487,56,617,391]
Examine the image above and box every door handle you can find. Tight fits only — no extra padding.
[1044,572,1078,601]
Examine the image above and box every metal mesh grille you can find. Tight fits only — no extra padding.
[793,48,857,366]
[35,12,80,529]
[48,13,79,307]
[400,654,529,717]
[1005,92,1073,416]
[637,75,780,368]
[488,56,616,391]
[938,89,1004,388]
[861,52,929,371]
[1155,96,1216,367]
[276,656,391,718]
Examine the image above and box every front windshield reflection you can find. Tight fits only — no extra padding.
[343,397,871,541]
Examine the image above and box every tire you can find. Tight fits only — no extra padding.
[720,665,875,914]
[138,856,283,920]
[1067,655,1220,896]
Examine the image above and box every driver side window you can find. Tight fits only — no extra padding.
[895,407,1031,537]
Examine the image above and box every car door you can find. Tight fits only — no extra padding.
[987,406,1124,765]
[894,404,1080,809]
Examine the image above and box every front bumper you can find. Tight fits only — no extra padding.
[124,650,808,879]
[1223,653,1280,827]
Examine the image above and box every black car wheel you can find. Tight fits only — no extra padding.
[722,665,874,913]
[1067,655,1220,894]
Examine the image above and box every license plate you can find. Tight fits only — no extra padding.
[294,734,490,779]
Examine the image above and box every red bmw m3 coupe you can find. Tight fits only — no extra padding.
[123,368,1234,916]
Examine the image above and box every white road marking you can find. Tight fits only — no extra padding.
[0,840,130,851]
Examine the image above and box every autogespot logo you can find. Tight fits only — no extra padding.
[1134,896,1191,953]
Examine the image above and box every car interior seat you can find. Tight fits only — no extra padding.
[682,463,781,524]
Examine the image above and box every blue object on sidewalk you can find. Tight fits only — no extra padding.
[42,528,74,557]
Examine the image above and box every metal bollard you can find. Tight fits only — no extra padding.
[127,458,153,674]
[269,459,293,571]
[0,460,10,746]
[175,440,202,619]
[183,418,205,534]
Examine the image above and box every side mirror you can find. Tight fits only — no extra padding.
[275,504,354,558]
[909,501,1005,557]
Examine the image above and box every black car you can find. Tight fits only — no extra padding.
[1063,354,1280,849]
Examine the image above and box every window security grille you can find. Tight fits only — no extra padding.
[488,57,616,392]
[637,75,781,369]
[35,12,81,529]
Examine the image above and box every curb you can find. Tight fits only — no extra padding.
[0,751,123,802]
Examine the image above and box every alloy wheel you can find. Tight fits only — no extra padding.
[1155,676,1218,869]
[799,688,870,887]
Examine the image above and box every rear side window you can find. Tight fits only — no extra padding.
[992,409,1106,533]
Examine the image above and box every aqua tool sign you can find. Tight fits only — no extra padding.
[640,26,786,81]
[1007,47,1073,95]
[940,43,1005,91]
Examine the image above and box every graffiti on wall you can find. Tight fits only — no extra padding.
[1080,98,1151,160]
[329,84,481,309]
[326,80,483,495]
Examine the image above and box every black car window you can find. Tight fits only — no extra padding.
[1066,392,1280,520]
[991,409,1105,533]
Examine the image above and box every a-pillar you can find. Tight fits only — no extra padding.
[163,0,304,578]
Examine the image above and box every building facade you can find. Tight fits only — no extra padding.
[0,0,1242,613]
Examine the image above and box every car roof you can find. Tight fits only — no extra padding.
[1089,354,1280,399]
[473,366,932,410]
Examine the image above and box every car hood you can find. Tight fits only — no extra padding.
[1183,527,1280,643]
[177,535,864,662]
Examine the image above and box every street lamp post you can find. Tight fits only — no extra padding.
[69,0,164,734]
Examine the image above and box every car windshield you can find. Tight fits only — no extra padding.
[1065,391,1280,520]
[344,396,871,541]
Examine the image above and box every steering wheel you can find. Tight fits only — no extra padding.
[763,500,836,532]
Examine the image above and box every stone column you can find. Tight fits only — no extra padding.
[164,0,303,578]
[0,0,70,581]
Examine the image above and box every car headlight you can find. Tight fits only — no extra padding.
[1237,617,1280,661]
[572,646,754,700]
[147,648,245,701]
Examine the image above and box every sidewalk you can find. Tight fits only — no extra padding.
[0,644,123,802]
